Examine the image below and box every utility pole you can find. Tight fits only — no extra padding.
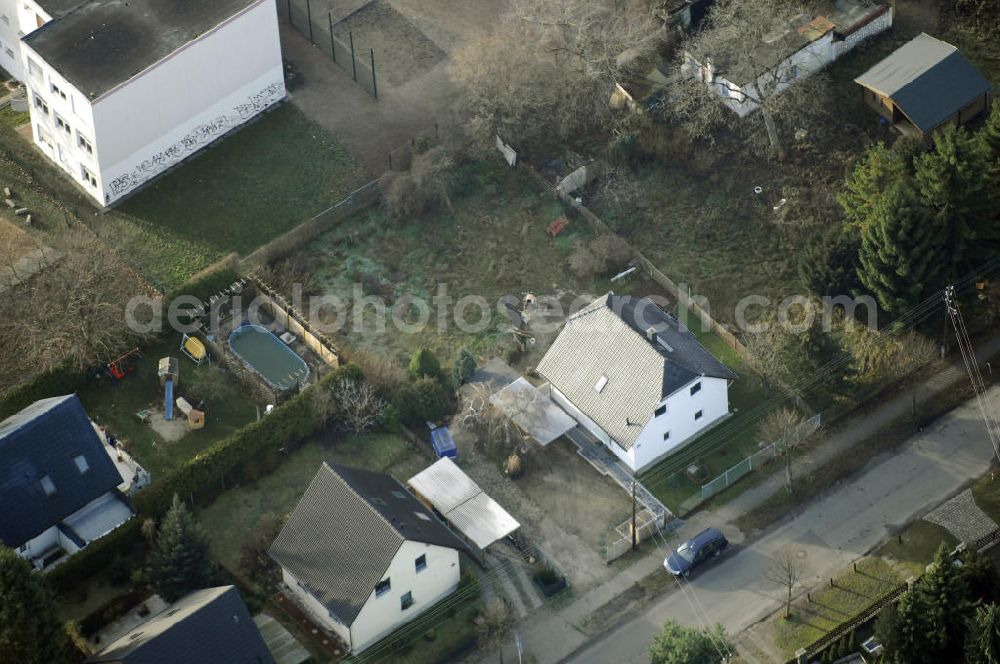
[631,479,638,551]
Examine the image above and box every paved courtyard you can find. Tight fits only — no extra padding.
[924,488,998,544]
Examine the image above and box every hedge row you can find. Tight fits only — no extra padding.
[0,360,87,421]
[133,364,362,516]
[46,517,144,595]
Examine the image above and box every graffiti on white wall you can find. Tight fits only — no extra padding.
[105,81,285,202]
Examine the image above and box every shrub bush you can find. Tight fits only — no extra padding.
[409,348,443,382]
[393,377,451,424]
[46,517,144,595]
[0,360,88,420]
[134,365,361,516]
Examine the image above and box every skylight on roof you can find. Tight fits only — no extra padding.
[415,512,431,521]
[594,375,608,393]
[40,475,56,496]
[74,455,89,474]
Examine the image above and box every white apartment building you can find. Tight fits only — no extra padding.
[2,0,285,206]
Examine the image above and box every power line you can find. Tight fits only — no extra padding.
[945,284,1000,463]
[640,257,1000,489]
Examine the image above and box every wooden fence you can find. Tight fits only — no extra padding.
[247,274,342,368]
[788,532,1000,663]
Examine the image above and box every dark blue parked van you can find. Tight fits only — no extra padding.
[663,527,728,577]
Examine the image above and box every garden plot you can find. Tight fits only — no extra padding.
[300,160,604,366]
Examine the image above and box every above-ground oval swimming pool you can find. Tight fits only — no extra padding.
[228,324,310,390]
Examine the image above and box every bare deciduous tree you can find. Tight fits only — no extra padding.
[449,0,662,150]
[332,379,387,433]
[459,383,525,454]
[383,146,455,219]
[0,227,155,382]
[475,598,516,664]
[669,0,833,157]
[757,406,819,493]
[765,549,802,619]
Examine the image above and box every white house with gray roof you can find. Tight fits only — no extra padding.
[537,294,737,473]
[2,0,284,206]
[268,463,465,654]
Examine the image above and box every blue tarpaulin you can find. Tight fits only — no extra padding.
[430,426,457,458]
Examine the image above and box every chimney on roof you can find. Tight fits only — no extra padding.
[646,326,657,343]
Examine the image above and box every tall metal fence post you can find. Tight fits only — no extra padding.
[328,12,336,61]
[305,0,313,42]
[370,48,377,98]
[349,31,357,81]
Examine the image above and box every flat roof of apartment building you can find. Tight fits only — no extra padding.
[23,0,260,100]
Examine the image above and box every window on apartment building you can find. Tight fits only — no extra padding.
[690,382,702,396]
[4,49,12,59]
[26,56,40,79]
[36,125,51,147]
[32,92,48,116]
[375,578,391,597]
[49,81,66,100]
[77,131,92,155]
[654,405,666,417]
[1,14,8,25]
[694,410,703,421]
[54,113,70,134]
[415,554,427,573]
[662,431,670,441]
[80,165,97,188]
[400,592,413,611]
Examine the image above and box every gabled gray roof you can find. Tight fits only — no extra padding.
[855,33,992,132]
[0,394,123,548]
[85,586,273,664]
[536,294,736,450]
[268,464,464,625]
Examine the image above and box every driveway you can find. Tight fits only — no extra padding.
[563,384,1000,664]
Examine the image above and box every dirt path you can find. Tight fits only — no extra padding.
[279,0,505,177]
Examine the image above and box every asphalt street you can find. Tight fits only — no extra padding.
[568,385,1000,663]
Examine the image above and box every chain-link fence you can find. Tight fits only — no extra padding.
[698,413,823,502]
[285,0,379,97]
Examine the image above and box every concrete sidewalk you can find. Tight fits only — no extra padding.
[510,333,1000,664]
[713,333,1000,524]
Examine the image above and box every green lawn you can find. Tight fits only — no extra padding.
[121,104,364,261]
[198,433,427,573]
[874,520,957,580]
[640,303,775,512]
[76,334,260,477]
[972,473,1000,526]
[771,557,906,658]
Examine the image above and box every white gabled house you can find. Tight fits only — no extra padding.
[269,463,466,654]
[537,293,737,474]
[1,0,285,207]
[683,0,892,117]
[0,394,133,570]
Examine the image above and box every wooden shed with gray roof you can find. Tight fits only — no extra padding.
[268,463,465,654]
[855,33,991,138]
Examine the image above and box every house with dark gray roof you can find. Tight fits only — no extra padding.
[537,294,737,473]
[0,394,132,569]
[85,586,274,664]
[4,0,284,207]
[269,463,465,653]
[855,33,991,138]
